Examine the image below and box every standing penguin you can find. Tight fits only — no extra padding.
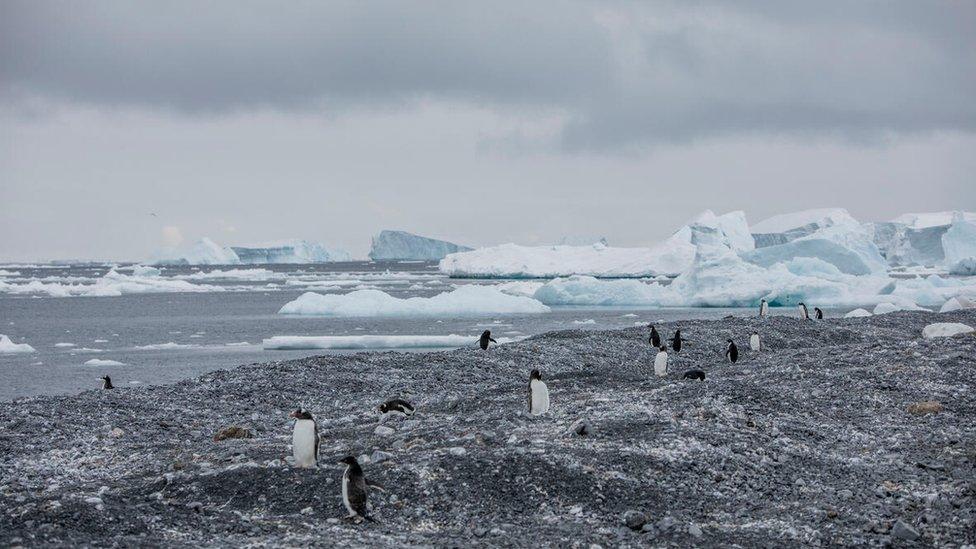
[479,330,497,350]
[749,331,761,352]
[528,369,550,416]
[101,375,114,390]
[378,399,415,419]
[289,408,318,469]
[814,307,824,320]
[798,302,810,320]
[649,325,661,348]
[654,346,668,377]
[338,456,378,522]
[725,339,739,363]
[759,299,769,318]
[669,329,683,353]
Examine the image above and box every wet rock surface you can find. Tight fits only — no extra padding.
[2,310,975,547]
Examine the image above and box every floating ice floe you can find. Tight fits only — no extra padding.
[262,334,515,350]
[178,268,279,281]
[0,269,223,297]
[0,335,35,354]
[278,285,550,317]
[54,342,76,348]
[133,342,200,350]
[921,322,975,339]
[84,359,126,366]
[844,308,873,318]
[131,265,161,277]
[0,269,19,277]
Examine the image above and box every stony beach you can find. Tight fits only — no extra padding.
[2,310,974,547]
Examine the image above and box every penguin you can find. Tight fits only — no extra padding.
[669,329,683,353]
[653,345,668,377]
[479,330,497,350]
[798,302,810,320]
[339,456,375,522]
[528,369,550,416]
[683,370,706,381]
[725,339,738,363]
[649,325,661,348]
[378,399,415,422]
[749,331,761,352]
[814,307,824,320]
[289,408,318,469]
[759,298,769,318]
[101,375,114,390]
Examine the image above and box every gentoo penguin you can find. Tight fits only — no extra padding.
[725,339,738,363]
[759,299,769,318]
[649,325,661,348]
[101,375,114,390]
[528,369,550,416]
[653,346,668,377]
[669,329,683,353]
[683,370,706,381]
[798,302,810,320]
[749,331,761,352]
[814,307,824,320]
[289,408,318,468]
[339,456,374,522]
[479,330,497,350]
[378,399,415,422]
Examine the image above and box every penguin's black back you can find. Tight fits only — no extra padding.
[650,326,661,347]
[683,370,705,380]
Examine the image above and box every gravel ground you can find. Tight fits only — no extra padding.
[2,310,975,548]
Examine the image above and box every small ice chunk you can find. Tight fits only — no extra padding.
[922,322,974,339]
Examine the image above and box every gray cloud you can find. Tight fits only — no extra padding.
[2,0,974,148]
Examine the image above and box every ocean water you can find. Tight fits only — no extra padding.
[1,261,818,401]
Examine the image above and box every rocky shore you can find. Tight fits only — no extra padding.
[2,310,974,547]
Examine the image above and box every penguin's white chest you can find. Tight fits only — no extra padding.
[654,351,668,377]
[529,379,550,415]
[292,419,317,468]
[750,334,760,351]
[341,469,354,515]
[760,302,768,316]
[798,305,807,318]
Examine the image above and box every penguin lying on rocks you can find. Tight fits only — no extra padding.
[683,370,706,381]
[378,399,415,422]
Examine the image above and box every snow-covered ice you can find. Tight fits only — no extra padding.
[0,269,224,297]
[369,230,472,261]
[262,334,514,350]
[278,285,550,317]
[921,322,974,339]
[942,213,976,271]
[0,334,36,354]
[844,308,872,318]
[940,296,976,313]
[151,237,240,265]
[873,302,929,315]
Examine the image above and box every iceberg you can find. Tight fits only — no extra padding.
[939,296,976,313]
[439,210,751,279]
[278,285,550,317]
[230,239,351,264]
[743,222,888,276]
[131,265,161,277]
[949,258,976,276]
[369,230,472,261]
[751,208,859,248]
[0,334,36,354]
[262,334,516,350]
[556,235,609,246]
[534,276,671,306]
[844,308,872,318]
[891,211,976,229]
[870,222,949,267]
[942,213,976,269]
[151,238,240,265]
[873,302,929,315]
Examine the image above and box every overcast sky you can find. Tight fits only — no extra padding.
[2,0,974,261]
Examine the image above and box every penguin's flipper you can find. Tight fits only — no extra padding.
[366,479,387,492]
